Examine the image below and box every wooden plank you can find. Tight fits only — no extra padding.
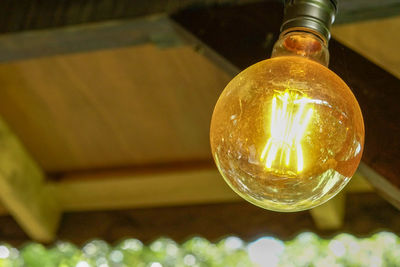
[332,15,400,78]
[335,0,400,24]
[52,166,241,212]
[0,166,371,216]
[346,171,374,193]
[0,43,231,172]
[310,172,372,230]
[171,20,239,77]
[310,192,346,230]
[53,168,371,214]
[329,39,400,209]
[0,0,266,34]
[0,16,185,62]
[172,2,284,70]
[0,118,61,242]
[358,162,400,209]
[0,0,397,36]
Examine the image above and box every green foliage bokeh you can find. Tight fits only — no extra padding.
[0,232,398,267]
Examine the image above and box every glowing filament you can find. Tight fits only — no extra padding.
[260,90,313,174]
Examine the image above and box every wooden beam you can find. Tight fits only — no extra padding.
[0,157,374,233]
[358,162,400,209]
[52,167,241,212]
[0,16,185,62]
[332,15,400,79]
[0,0,267,34]
[54,168,370,212]
[335,0,400,24]
[171,20,239,77]
[310,192,346,230]
[0,165,372,215]
[310,172,373,230]
[0,0,396,62]
[0,0,397,36]
[0,14,243,73]
[52,166,373,233]
[0,118,61,242]
[329,39,400,209]
[346,171,374,193]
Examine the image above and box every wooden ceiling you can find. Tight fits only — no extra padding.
[0,0,399,243]
[332,15,400,78]
[0,42,230,172]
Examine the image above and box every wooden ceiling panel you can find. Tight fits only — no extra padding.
[0,44,231,172]
[332,15,400,79]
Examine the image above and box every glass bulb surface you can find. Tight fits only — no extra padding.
[210,56,364,212]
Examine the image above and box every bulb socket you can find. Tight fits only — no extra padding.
[281,0,337,41]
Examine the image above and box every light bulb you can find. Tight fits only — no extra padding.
[210,0,364,212]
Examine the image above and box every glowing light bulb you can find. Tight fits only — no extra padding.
[210,12,364,211]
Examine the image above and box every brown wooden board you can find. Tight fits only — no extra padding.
[0,0,265,34]
[0,16,185,62]
[0,42,231,172]
[0,0,399,35]
[0,118,61,242]
[332,16,400,83]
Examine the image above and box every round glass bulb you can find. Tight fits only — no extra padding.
[210,55,364,212]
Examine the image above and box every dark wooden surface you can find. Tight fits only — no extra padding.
[0,193,399,247]
[0,0,399,35]
[57,193,400,245]
[0,16,185,62]
[0,0,270,34]
[172,1,400,207]
[336,0,400,23]
[174,1,284,70]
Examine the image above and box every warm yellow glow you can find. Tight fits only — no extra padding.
[210,56,364,212]
[260,89,313,174]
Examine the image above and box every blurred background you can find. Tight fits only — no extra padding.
[0,0,399,266]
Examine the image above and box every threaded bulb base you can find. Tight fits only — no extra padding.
[281,0,337,42]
